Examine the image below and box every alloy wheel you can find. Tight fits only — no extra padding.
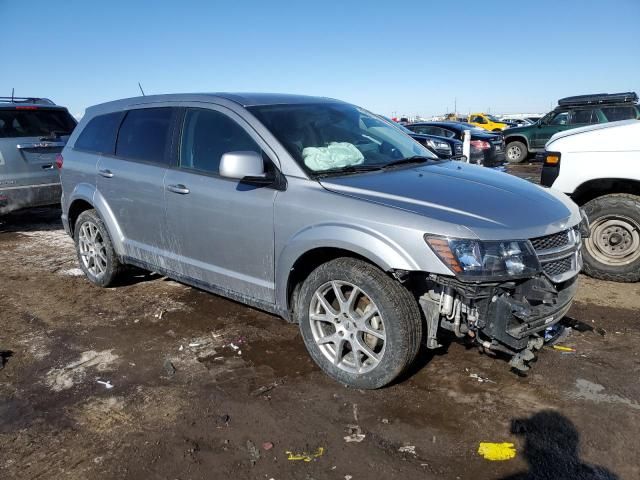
[309,281,386,374]
[78,220,108,277]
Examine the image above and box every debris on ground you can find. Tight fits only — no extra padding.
[285,447,324,462]
[465,368,496,383]
[163,358,176,376]
[216,414,230,427]
[344,425,365,443]
[552,345,576,352]
[398,445,417,455]
[477,442,517,461]
[96,380,114,389]
[262,441,274,451]
[381,418,390,424]
[0,350,12,370]
[246,440,261,465]
[251,379,283,397]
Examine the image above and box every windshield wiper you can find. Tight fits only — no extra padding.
[314,164,384,177]
[382,156,433,169]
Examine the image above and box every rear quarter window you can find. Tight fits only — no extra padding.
[115,108,173,164]
[601,106,638,122]
[74,112,124,154]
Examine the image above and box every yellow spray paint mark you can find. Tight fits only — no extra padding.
[552,345,576,352]
[285,447,324,462]
[478,442,517,461]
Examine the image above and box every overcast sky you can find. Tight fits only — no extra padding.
[2,0,639,118]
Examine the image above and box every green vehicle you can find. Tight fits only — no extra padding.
[504,92,640,163]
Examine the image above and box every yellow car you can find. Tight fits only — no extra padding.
[467,113,509,132]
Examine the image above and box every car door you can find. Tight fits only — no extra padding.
[164,107,278,303]
[531,110,571,148]
[96,107,177,265]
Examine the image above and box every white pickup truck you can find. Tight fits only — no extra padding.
[540,119,640,282]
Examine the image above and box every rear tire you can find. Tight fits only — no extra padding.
[506,141,527,163]
[296,258,422,389]
[582,194,640,282]
[74,209,124,287]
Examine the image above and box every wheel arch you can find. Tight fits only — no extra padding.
[571,178,640,206]
[66,186,125,255]
[504,134,529,149]
[276,225,423,319]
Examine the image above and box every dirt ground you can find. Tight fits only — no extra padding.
[1,167,639,479]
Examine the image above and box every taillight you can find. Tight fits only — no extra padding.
[470,140,491,150]
[16,106,38,110]
[55,153,64,169]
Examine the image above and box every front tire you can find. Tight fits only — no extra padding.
[74,209,124,287]
[296,258,422,389]
[506,141,527,163]
[582,194,640,282]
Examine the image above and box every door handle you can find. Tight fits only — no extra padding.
[167,184,190,194]
[98,169,114,178]
[41,164,54,170]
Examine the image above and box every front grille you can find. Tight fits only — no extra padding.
[542,256,573,277]
[530,229,580,281]
[531,231,570,251]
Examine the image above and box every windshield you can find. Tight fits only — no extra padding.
[249,103,436,174]
[0,108,76,138]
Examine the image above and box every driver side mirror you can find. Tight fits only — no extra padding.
[219,151,269,182]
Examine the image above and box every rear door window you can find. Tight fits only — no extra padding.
[0,108,76,138]
[116,108,173,164]
[75,112,124,154]
[601,106,638,121]
[571,109,598,124]
[179,108,261,175]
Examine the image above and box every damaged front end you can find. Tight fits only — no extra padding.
[417,226,584,372]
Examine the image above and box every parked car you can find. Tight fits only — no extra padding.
[504,92,640,163]
[61,93,586,387]
[500,117,535,127]
[0,97,77,214]
[540,119,640,282]
[405,121,505,166]
[383,117,464,159]
[467,113,510,132]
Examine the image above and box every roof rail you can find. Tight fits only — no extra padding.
[558,92,638,107]
[0,96,56,105]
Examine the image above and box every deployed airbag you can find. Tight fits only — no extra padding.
[302,142,364,171]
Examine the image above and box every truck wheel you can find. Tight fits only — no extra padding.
[74,209,124,287]
[296,258,422,389]
[582,194,640,282]
[506,141,527,163]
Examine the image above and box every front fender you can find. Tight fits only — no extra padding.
[275,222,425,309]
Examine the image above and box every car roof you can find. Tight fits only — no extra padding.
[88,93,345,114]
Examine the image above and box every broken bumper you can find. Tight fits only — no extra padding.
[479,276,578,351]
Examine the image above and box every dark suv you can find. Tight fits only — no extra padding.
[0,97,77,214]
[504,92,640,163]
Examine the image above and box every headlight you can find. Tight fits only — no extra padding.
[425,236,540,279]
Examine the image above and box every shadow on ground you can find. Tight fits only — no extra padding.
[501,410,619,480]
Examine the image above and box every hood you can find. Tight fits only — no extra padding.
[319,161,581,241]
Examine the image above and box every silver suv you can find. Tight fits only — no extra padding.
[60,93,587,388]
[0,97,76,214]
